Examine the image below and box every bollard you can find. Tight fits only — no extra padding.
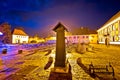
[48,57,53,63]
[2,49,7,54]
[18,50,23,54]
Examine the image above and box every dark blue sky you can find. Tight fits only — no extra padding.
[0,0,120,37]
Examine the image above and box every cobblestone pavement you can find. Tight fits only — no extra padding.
[90,44,120,79]
[0,45,54,80]
[0,44,120,80]
[68,57,94,80]
[76,44,120,80]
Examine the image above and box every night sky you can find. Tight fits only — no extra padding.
[0,0,120,37]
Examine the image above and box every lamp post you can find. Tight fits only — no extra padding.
[0,32,3,43]
[0,32,3,36]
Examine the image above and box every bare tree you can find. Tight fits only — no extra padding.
[0,22,12,44]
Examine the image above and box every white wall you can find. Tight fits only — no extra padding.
[12,35,29,44]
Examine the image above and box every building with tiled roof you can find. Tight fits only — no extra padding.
[12,28,29,43]
[65,27,98,44]
[97,11,120,44]
[13,28,28,36]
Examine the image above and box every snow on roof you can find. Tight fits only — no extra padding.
[13,29,28,36]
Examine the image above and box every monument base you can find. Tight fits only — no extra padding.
[51,62,70,73]
[49,62,72,80]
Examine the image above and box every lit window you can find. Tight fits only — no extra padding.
[112,31,114,36]
[74,36,76,39]
[115,22,118,29]
[116,31,119,35]
[86,36,89,38]
[115,36,119,41]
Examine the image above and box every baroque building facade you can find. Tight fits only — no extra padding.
[97,11,120,44]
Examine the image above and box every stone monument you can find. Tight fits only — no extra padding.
[49,22,72,80]
[52,22,69,73]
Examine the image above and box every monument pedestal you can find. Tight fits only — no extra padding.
[49,61,72,80]
[51,60,70,73]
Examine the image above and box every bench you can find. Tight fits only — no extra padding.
[89,62,115,77]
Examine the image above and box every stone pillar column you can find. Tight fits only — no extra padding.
[55,28,66,67]
[53,22,67,67]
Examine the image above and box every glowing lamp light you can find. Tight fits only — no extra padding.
[0,32,3,35]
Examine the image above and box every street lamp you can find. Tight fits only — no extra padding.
[0,32,3,36]
[0,32,3,44]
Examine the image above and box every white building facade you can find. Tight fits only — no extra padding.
[97,11,120,44]
[12,29,29,44]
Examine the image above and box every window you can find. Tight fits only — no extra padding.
[92,36,94,38]
[83,36,85,38]
[115,22,119,30]
[86,36,89,38]
[74,36,76,39]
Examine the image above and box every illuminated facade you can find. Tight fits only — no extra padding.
[89,34,98,44]
[66,35,89,44]
[12,29,29,44]
[29,35,45,43]
[97,11,120,44]
[45,37,56,43]
[65,27,97,44]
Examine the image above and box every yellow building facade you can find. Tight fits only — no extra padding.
[97,11,120,44]
[89,34,98,44]
[29,36,45,43]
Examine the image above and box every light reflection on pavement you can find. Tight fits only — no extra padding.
[0,44,120,79]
